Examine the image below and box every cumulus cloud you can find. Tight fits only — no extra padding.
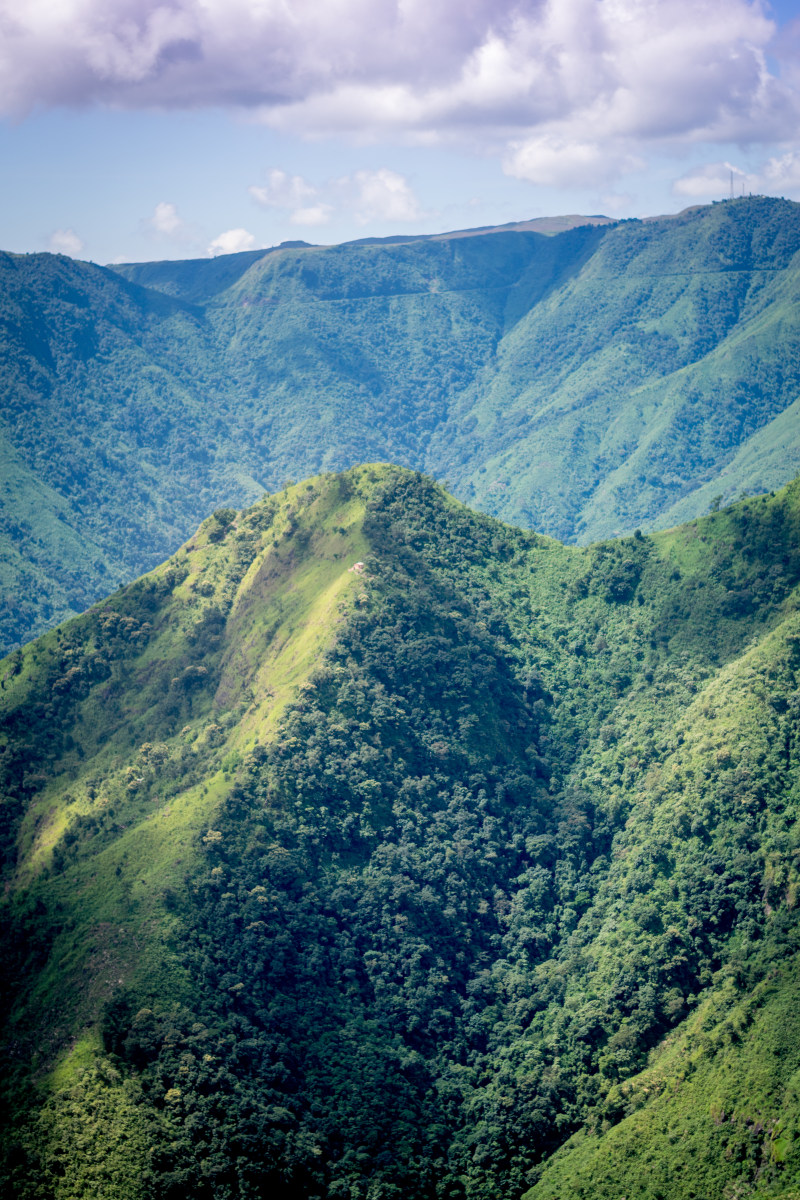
[249,170,317,211]
[207,228,259,256]
[148,200,184,235]
[349,168,426,224]
[673,151,800,201]
[249,168,330,224]
[252,0,797,163]
[504,135,643,188]
[249,166,425,227]
[4,0,799,202]
[761,150,800,193]
[0,0,794,156]
[48,228,84,257]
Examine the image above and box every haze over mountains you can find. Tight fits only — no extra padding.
[2,466,799,1200]
[2,195,800,652]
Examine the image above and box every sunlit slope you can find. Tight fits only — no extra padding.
[0,228,596,651]
[0,471,370,1057]
[1,468,800,1200]
[526,948,800,1200]
[524,597,800,1200]
[442,196,800,538]
[198,224,602,474]
[206,197,800,543]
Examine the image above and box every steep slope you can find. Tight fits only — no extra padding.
[0,227,595,652]
[1,466,800,1200]
[441,196,800,537]
[526,948,800,1200]
[108,195,800,545]
[0,249,266,650]
[3,199,800,651]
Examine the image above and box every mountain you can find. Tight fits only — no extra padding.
[2,465,800,1200]
[2,196,800,652]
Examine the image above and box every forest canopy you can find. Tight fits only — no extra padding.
[1,465,799,1200]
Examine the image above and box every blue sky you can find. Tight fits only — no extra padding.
[1,0,799,264]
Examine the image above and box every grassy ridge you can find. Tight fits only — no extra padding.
[526,947,800,1200]
[1,473,371,1061]
[1,466,800,1198]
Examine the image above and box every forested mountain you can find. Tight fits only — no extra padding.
[2,196,800,652]
[2,465,800,1200]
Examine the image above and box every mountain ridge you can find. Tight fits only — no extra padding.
[2,196,800,652]
[2,464,800,1199]
[109,212,615,287]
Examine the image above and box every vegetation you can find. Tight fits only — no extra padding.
[3,196,800,650]
[1,464,800,1199]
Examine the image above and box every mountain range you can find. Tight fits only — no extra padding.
[2,464,800,1200]
[2,195,800,653]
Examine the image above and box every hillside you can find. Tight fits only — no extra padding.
[2,197,800,651]
[1,465,800,1200]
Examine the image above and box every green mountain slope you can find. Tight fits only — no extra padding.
[0,249,266,650]
[441,196,800,537]
[2,197,800,652]
[1,466,799,1200]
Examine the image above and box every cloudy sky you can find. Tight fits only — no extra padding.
[1,0,799,263]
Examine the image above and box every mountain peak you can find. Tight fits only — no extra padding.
[3,471,800,1198]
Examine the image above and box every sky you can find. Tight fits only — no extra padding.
[1,0,799,264]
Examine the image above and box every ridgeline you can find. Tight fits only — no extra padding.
[1,465,799,1199]
[2,196,800,651]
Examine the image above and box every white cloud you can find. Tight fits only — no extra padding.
[673,161,749,199]
[289,204,333,226]
[0,0,793,143]
[207,228,259,256]
[246,0,794,157]
[761,150,800,193]
[48,228,84,257]
[248,165,424,228]
[250,168,330,224]
[350,168,426,224]
[148,200,183,235]
[249,170,318,210]
[672,152,800,201]
[504,135,642,188]
[5,0,798,202]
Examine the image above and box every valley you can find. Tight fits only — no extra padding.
[2,196,800,652]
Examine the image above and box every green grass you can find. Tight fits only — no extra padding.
[0,471,374,1092]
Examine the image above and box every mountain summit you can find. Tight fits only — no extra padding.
[2,465,800,1199]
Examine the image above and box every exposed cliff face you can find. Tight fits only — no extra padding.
[4,195,800,651]
[2,465,800,1200]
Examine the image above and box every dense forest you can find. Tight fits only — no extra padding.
[2,196,800,651]
[1,465,799,1199]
